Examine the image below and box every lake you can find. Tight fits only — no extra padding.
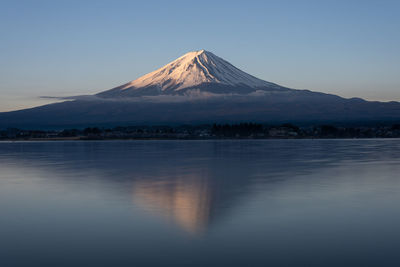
[1,140,400,266]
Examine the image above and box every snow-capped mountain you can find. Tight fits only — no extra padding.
[98,50,284,98]
[1,49,400,128]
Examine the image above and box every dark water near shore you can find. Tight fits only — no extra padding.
[1,140,400,267]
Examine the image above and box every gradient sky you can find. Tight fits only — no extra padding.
[1,0,399,112]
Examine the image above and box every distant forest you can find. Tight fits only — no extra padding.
[1,123,400,140]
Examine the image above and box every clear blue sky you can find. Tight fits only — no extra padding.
[1,0,399,111]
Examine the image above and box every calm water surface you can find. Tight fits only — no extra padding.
[1,140,400,266]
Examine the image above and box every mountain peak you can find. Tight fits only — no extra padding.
[99,50,280,97]
[186,49,206,55]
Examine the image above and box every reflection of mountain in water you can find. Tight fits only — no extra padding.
[133,177,212,233]
[1,140,397,234]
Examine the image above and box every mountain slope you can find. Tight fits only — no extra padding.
[97,50,284,98]
[0,49,399,128]
[1,92,399,129]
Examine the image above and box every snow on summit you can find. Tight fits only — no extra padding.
[99,50,282,98]
[124,49,274,90]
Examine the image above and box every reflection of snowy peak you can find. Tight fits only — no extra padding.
[98,50,283,97]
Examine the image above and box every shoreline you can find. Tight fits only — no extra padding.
[1,136,399,142]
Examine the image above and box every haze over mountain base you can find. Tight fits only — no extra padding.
[1,94,399,129]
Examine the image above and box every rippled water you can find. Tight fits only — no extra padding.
[1,140,400,266]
